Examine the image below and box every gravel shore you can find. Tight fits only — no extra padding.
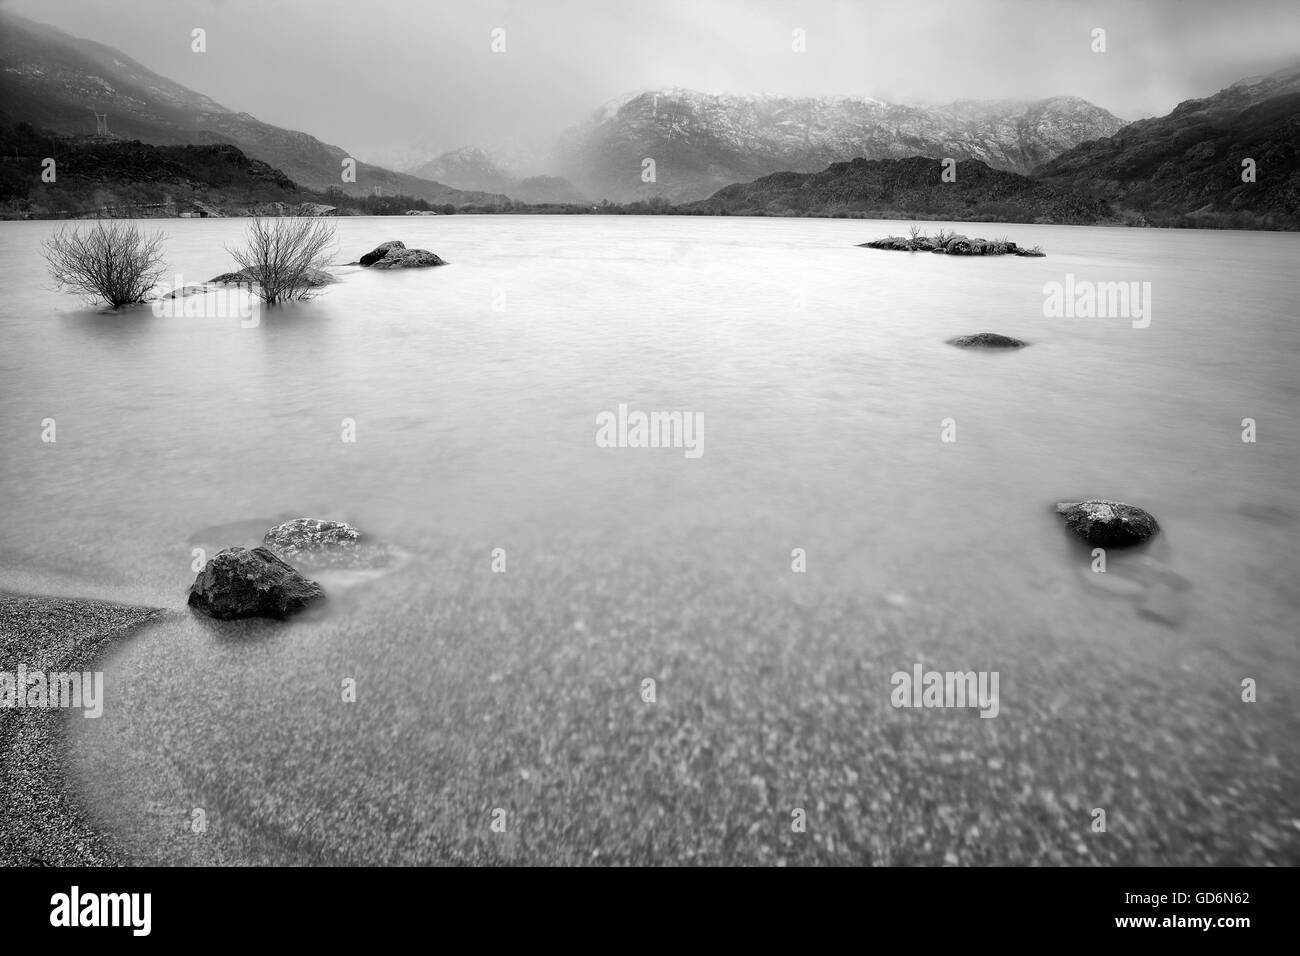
[0,593,164,866]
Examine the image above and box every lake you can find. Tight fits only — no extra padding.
[1,215,1297,864]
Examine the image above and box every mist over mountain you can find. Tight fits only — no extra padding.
[0,10,507,207]
[406,146,589,205]
[406,147,515,194]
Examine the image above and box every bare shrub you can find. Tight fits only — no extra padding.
[42,220,168,308]
[226,217,337,306]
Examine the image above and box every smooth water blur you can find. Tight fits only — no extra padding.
[1,215,1297,863]
[3,216,1296,624]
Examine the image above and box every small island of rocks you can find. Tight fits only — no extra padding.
[860,228,1046,257]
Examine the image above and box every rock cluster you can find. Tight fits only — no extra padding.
[861,233,1046,256]
[189,517,395,620]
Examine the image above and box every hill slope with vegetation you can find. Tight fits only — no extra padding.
[683,156,1116,223]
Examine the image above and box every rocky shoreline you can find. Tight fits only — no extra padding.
[0,593,164,865]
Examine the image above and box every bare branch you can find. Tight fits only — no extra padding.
[41,220,168,308]
[226,217,337,307]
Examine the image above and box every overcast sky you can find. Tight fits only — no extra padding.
[9,0,1300,169]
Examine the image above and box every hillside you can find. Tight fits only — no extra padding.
[684,156,1116,223]
[0,119,316,217]
[1034,66,1300,229]
[0,10,508,208]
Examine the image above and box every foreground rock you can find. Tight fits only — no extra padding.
[1055,500,1160,547]
[188,547,323,619]
[947,332,1028,348]
[357,240,446,269]
[861,233,1045,257]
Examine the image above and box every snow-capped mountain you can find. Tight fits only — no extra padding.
[406,146,516,194]
[554,88,1128,202]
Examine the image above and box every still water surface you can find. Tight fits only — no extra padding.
[0,216,1296,863]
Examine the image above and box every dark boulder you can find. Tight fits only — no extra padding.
[359,241,405,266]
[947,332,1028,348]
[370,249,445,269]
[1055,500,1160,547]
[944,236,981,255]
[358,241,446,269]
[188,546,323,620]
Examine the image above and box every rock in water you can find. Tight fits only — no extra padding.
[264,518,361,563]
[947,333,1028,348]
[860,234,1045,256]
[1055,500,1160,547]
[188,547,323,619]
[371,249,445,269]
[261,518,399,574]
[209,267,336,287]
[359,241,405,266]
[358,241,446,269]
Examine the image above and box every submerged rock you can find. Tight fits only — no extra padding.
[1055,500,1160,547]
[264,518,359,559]
[188,546,323,620]
[262,518,396,571]
[208,267,336,286]
[358,240,446,269]
[947,332,1028,348]
[371,249,445,269]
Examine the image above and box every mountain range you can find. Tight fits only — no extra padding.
[1,7,1296,228]
[406,89,1128,205]
[548,88,1127,202]
[681,66,1300,228]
